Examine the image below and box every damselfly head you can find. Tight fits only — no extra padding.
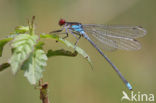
[59,19,66,26]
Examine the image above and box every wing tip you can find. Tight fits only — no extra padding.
[135,26,147,36]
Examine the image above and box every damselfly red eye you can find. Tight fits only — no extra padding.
[59,19,66,26]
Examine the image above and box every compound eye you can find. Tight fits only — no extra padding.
[59,19,66,26]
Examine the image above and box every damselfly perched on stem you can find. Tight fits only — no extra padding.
[50,19,147,90]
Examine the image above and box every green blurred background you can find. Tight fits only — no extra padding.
[0,0,156,103]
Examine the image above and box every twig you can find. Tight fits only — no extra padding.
[39,79,50,103]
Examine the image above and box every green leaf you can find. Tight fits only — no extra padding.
[40,34,93,67]
[15,26,29,34]
[35,41,45,49]
[5,26,29,39]
[10,34,38,74]
[47,49,78,57]
[22,49,48,85]
[0,63,10,72]
[0,38,13,57]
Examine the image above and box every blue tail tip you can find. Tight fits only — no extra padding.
[126,83,132,90]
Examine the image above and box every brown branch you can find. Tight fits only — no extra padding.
[39,79,50,103]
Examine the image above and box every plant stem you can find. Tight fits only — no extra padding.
[0,63,10,72]
[39,79,50,103]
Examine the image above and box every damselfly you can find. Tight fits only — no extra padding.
[50,19,147,90]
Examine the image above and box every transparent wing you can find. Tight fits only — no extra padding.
[83,24,146,38]
[83,24,147,51]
